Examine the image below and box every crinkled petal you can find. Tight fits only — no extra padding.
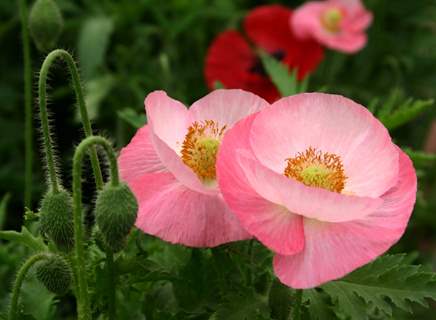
[273,149,417,288]
[132,172,251,247]
[189,89,268,128]
[250,93,399,198]
[217,114,305,255]
[118,125,166,185]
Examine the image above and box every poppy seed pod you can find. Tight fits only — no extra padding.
[93,226,127,253]
[40,190,74,251]
[29,0,63,52]
[95,183,138,252]
[36,254,72,295]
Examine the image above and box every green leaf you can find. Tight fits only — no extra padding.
[214,81,225,89]
[0,227,46,251]
[371,89,434,130]
[268,279,292,320]
[260,51,306,97]
[117,108,147,129]
[320,254,436,319]
[21,275,57,320]
[303,289,335,320]
[0,193,10,230]
[215,289,270,320]
[81,74,116,121]
[78,16,114,79]
[403,147,436,169]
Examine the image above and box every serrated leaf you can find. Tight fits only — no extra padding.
[321,254,436,319]
[0,193,10,230]
[303,289,335,320]
[260,51,306,97]
[215,290,269,320]
[117,108,147,129]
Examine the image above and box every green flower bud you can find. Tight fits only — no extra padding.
[36,254,72,295]
[40,190,74,251]
[29,0,63,52]
[93,226,126,253]
[95,183,138,252]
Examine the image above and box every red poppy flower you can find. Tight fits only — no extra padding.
[205,5,324,103]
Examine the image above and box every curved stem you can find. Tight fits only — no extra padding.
[19,0,33,207]
[290,289,303,320]
[72,136,119,320]
[9,253,47,320]
[38,49,104,193]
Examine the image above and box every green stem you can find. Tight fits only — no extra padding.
[8,253,47,320]
[72,136,119,320]
[19,0,33,208]
[291,289,303,320]
[106,251,116,320]
[38,49,104,193]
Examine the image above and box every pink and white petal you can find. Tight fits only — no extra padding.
[145,91,191,152]
[291,2,325,39]
[189,89,268,128]
[118,125,166,185]
[315,29,367,53]
[273,150,417,289]
[150,132,217,195]
[132,172,251,247]
[237,151,383,223]
[217,114,304,255]
[250,93,399,197]
[343,9,373,32]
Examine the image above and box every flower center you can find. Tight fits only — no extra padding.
[181,120,226,182]
[284,147,346,193]
[321,8,343,33]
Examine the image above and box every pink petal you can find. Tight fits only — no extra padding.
[145,90,216,195]
[217,114,304,255]
[291,2,325,40]
[237,150,383,223]
[189,89,268,128]
[314,29,367,53]
[273,149,417,288]
[145,90,190,152]
[132,172,251,247]
[118,125,166,185]
[250,93,399,198]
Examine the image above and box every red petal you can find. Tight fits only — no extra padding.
[244,5,324,79]
[204,30,280,102]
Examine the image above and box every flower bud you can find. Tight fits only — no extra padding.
[93,226,126,253]
[29,0,63,52]
[40,190,74,251]
[95,183,138,252]
[36,254,72,295]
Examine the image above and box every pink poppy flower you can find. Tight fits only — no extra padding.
[118,89,269,247]
[216,93,417,288]
[291,0,373,53]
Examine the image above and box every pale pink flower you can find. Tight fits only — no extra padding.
[291,0,373,53]
[118,89,268,247]
[217,93,416,288]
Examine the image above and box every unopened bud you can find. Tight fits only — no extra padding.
[29,0,63,52]
[36,254,72,295]
[40,190,74,251]
[95,183,137,252]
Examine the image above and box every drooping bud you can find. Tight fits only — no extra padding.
[29,0,64,52]
[36,254,72,295]
[93,226,127,253]
[95,183,138,252]
[40,190,74,251]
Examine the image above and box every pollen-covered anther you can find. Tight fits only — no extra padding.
[284,147,347,193]
[321,7,343,33]
[181,120,227,182]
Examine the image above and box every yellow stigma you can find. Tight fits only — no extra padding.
[284,147,347,193]
[181,120,226,182]
[321,8,343,33]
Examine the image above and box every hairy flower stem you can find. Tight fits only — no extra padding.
[8,253,47,320]
[38,49,104,193]
[291,289,303,320]
[19,0,33,208]
[73,136,119,320]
